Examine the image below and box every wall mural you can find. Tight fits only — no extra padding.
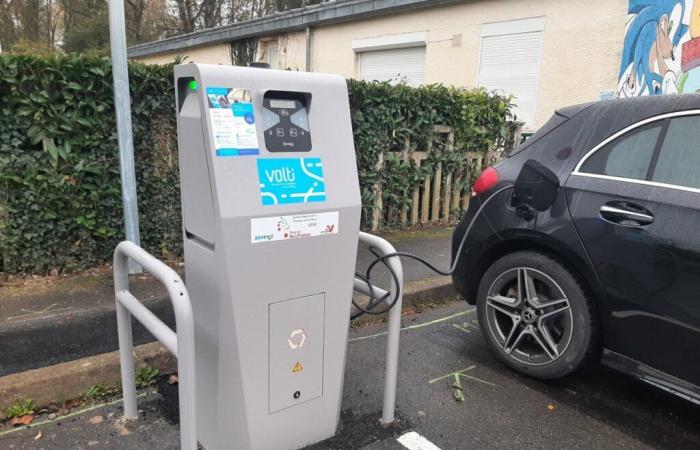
[619,0,700,96]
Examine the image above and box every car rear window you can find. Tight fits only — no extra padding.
[507,113,568,157]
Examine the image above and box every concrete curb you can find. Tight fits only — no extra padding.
[0,342,176,418]
[0,276,457,414]
[402,276,457,308]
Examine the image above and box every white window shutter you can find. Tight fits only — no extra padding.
[478,30,543,131]
[359,47,426,87]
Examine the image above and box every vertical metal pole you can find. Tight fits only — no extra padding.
[172,290,197,450]
[358,232,403,425]
[108,0,141,273]
[382,254,402,425]
[114,250,138,419]
[305,27,312,72]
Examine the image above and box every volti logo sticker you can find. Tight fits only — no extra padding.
[257,158,326,206]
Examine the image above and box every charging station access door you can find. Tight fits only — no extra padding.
[269,293,325,413]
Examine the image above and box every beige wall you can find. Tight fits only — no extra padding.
[134,31,308,70]
[133,0,627,129]
[311,0,627,129]
[135,43,231,65]
[259,31,308,70]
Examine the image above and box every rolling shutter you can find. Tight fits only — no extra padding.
[359,46,426,87]
[478,30,543,131]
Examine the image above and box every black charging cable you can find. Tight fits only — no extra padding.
[351,185,513,319]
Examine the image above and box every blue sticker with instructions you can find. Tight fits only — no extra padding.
[206,87,259,157]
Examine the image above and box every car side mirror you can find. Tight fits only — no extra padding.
[512,159,560,212]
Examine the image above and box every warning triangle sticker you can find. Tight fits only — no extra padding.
[292,361,303,373]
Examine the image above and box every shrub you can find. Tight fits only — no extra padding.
[0,54,513,274]
[0,54,180,273]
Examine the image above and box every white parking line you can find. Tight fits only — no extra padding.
[396,431,442,450]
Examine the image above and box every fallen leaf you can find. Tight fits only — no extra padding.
[34,430,42,440]
[88,441,100,446]
[64,399,80,409]
[113,418,130,436]
[88,415,104,425]
[10,415,34,426]
[168,374,179,385]
[547,403,556,411]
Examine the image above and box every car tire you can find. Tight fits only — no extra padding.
[476,251,598,380]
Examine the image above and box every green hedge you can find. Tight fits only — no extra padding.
[0,54,513,274]
[347,80,514,225]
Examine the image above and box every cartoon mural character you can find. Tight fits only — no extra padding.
[649,14,676,81]
[619,0,689,97]
[677,0,700,91]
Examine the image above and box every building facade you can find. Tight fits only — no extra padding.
[129,0,680,131]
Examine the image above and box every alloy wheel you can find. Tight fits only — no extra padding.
[484,267,573,366]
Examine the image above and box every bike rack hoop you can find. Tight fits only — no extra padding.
[113,240,196,450]
[354,232,404,425]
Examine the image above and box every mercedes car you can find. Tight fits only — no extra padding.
[451,94,700,404]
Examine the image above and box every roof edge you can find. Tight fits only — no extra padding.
[128,0,463,59]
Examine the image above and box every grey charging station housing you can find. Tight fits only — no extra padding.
[174,64,362,450]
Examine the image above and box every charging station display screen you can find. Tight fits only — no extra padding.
[262,91,312,152]
[269,99,297,109]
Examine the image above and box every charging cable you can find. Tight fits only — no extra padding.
[352,185,513,319]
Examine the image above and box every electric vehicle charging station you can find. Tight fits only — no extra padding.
[177,63,361,450]
[113,64,405,450]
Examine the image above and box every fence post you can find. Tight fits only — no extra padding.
[411,152,426,226]
[442,128,454,223]
[400,137,411,228]
[371,150,384,231]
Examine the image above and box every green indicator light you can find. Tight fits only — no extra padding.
[188,80,198,90]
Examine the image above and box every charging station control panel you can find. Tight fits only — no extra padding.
[175,64,361,450]
[262,92,312,152]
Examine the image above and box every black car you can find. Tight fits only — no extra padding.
[451,94,700,404]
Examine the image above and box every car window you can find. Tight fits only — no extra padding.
[507,113,567,157]
[579,123,662,180]
[652,116,700,190]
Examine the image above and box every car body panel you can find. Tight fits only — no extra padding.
[566,153,700,386]
[602,349,700,406]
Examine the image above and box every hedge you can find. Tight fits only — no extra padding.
[0,54,513,274]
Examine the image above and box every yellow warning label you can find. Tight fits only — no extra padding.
[292,361,303,373]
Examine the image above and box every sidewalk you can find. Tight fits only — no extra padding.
[0,227,456,409]
[2,301,698,449]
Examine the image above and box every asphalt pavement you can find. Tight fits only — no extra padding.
[2,300,698,449]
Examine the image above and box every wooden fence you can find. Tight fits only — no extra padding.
[369,124,520,231]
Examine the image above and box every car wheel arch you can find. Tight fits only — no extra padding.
[464,232,611,347]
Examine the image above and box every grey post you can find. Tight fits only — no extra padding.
[113,241,196,450]
[355,232,404,425]
[108,0,141,273]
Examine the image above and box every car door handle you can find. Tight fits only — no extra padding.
[599,204,654,226]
